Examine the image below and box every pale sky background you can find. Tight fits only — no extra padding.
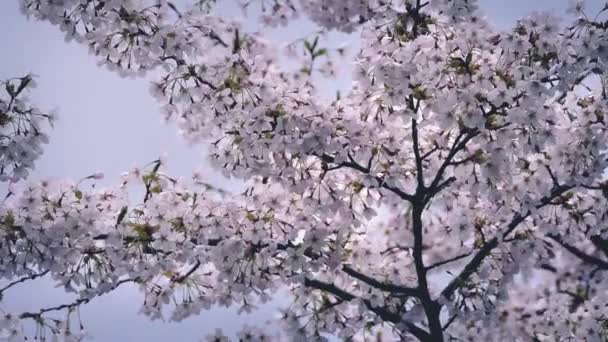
[0,0,605,341]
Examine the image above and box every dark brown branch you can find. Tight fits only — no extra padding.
[421,143,440,160]
[206,29,229,48]
[319,154,416,202]
[303,278,430,341]
[544,165,560,188]
[174,259,201,283]
[166,1,183,18]
[96,233,421,300]
[441,184,572,300]
[93,233,420,299]
[341,265,419,297]
[426,176,456,200]
[411,202,444,341]
[425,252,472,271]
[548,234,608,269]
[590,235,608,258]
[442,313,458,330]
[411,119,425,189]
[426,129,479,203]
[19,278,136,320]
[0,270,49,297]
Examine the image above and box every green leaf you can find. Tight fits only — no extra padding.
[131,224,150,240]
[313,48,327,58]
[75,190,83,200]
[246,212,257,222]
[4,211,14,226]
[351,181,364,193]
[465,51,473,65]
[304,40,313,53]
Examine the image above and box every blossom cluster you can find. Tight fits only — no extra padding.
[0,75,54,182]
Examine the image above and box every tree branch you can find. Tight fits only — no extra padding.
[341,265,419,297]
[411,119,425,189]
[0,270,49,297]
[426,129,479,203]
[174,259,201,283]
[590,235,608,259]
[425,252,472,271]
[19,278,136,320]
[441,184,572,300]
[319,154,416,202]
[303,277,430,341]
[548,234,608,270]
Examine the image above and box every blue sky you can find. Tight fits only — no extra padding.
[0,0,605,340]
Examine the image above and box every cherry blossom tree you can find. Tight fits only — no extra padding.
[1,0,608,341]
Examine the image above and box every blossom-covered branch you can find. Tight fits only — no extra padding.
[0,75,54,182]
